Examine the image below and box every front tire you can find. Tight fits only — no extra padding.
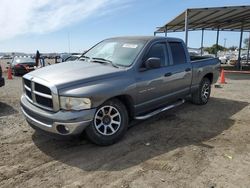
[191,77,211,105]
[85,99,128,146]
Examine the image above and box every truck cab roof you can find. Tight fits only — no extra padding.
[106,36,184,43]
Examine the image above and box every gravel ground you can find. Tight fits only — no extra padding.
[0,69,250,188]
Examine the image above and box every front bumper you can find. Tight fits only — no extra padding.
[0,77,5,87]
[21,95,96,136]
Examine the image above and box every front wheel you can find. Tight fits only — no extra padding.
[191,77,211,105]
[85,99,128,146]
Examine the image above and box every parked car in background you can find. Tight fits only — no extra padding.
[64,54,81,62]
[219,54,231,64]
[219,56,227,64]
[241,54,250,61]
[189,52,199,57]
[0,65,4,87]
[59,53,84,63]
[10,57,36,76]
[59,53,71,63]
[2,55,12,59]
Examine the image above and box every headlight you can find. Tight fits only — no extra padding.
[60,97,91,110]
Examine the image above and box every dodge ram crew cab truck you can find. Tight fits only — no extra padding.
[0,65,5,87]
[21,36,220,145]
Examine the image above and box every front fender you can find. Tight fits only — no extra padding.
[58,75,137,108]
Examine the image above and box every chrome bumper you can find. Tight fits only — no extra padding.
[21,95,96,135]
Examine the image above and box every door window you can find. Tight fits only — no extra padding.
[145,43,167,66]
[169,42,186,65]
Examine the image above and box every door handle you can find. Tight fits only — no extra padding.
[164,72,172,77]
[185,68,191,72]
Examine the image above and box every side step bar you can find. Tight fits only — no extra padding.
[135,99,185,120]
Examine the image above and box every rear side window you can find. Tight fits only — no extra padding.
[169,42,186,65]
[145,43,167,66]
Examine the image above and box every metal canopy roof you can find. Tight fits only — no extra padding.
[156,6,250,33]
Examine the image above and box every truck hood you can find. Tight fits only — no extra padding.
[27,61,125,88]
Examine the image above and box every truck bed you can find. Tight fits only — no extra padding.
[191,57,220,86]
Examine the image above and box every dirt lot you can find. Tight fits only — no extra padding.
[0,70,250,187]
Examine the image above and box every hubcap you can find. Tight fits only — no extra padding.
[103,115,111,125]
[201,83,210,101]
[94,105,121,136]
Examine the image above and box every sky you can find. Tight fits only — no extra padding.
[0,0,249,53]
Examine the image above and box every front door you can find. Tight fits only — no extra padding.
[135,42,169,115]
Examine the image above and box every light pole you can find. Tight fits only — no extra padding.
[68,32,71,53]
[224,38,227,55]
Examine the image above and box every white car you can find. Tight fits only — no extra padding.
[219,55,230,64]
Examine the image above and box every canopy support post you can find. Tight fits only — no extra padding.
[237,23,244,70]
[185,9,189,46]
[246,32,250,64]
[165,26,168,37]
[201,29,204,56]
[215,27,220,57]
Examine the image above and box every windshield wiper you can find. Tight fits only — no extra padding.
[79,55,90,61]
[91,57,119,68]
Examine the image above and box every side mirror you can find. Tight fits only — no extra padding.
[145,57,161,69]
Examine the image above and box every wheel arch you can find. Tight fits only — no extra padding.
[203,73,213,83]
[106,95,135,121]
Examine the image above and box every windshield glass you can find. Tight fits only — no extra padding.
[83,39,146,67]
[13,58,35,65]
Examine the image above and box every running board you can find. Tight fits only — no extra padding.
[135,99,185,120]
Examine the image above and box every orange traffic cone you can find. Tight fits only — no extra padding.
[7,65,13,80]
[220,69,226,84]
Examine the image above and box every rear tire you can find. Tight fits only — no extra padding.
[191,77,211,105]
[13,68,18,76]
[85,99,129,146]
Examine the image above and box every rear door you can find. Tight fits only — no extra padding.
[164,41,192,99]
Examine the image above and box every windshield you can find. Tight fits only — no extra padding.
[83,39,146,67]
[12,58,35,65]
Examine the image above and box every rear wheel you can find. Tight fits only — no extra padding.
[85,99,128,146]
[13,68,18,76]
[191,77,211,105]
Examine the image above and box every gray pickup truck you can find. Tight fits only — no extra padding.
[0,65,4,87]
[21,36,220,145]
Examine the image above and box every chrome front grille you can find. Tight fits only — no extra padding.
[23,75,59,111]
